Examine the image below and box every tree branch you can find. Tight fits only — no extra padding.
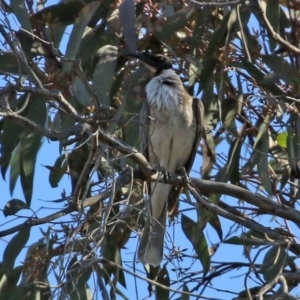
[250,0,300,55]
[1,167,300,258]
[0,110,90,142]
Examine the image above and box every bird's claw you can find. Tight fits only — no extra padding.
[159,168,170,183]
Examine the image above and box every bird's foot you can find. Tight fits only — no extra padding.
[159,167,170,183]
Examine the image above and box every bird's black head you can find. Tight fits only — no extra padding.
[123,51,173,75]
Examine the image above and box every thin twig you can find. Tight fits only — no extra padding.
[188,0,241,6]
[250,0,300,55]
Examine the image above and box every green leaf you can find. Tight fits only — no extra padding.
[277,132,288,148]
[208,214,223,241]
[279,6,290,29]
[223,236,244,245]
[221,97,238,135]
[155,266,169,300]
[34,0,86,25]
[266,0,279,52]
[10,0,31,31]
[0,265,23,299]
[9,144,21,196]
[226,137,242,185]
[100,235,117,284]
[180,284,189,300]
[119,0,136,52]
[256,130,272,195]
[66,256,92,300]
[72,77,92,107]
[197,206,223,240]
[92,45,118,106]
[238,286,266,298]
[120,67,145,151]
[158,5,195,40]
[243,112,272,195]
[44,23,67,49]
[1,110,24,180]
[287,127,298,175]
[263,54,300,90]
[224,231,269,246]
[181,214,210,276]
[3,199,29,217]
[47,155,67,188]
[114,247,126,289]
[261,246,287,282]
[238,59,284,95]
[63,1,101,74]
[199,7,249,94]
[96,268,110,300]
[0,52,22,75]
[20,99,46,205]
[78,22,107,71]
[2,228,30,273]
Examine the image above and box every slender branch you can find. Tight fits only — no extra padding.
[94,258,220,299]
[188,0,241,6]
[250,0,300,55]
[0,168,134,237]
[20,87,82,118]
[0,110,90,141]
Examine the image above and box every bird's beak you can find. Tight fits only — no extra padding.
[120,50,158,73]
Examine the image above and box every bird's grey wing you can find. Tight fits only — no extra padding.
[168,98,204,217]
[184,98,204,174]
[140,101,150,161]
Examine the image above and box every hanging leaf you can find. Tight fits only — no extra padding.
[63,1,101,73]
[2,228,30,273]
[155,266,170,300]
[46,154,68,188]
[261,246,287,282]
[181,214,210,276]
[180,284,190,300]
[92,45,118,106]
[158,5,195,40]
[10,0,31,31]
[3,198,29,217]
[119,0,136,52]
[19,98,46,206]
[266,0,279,52]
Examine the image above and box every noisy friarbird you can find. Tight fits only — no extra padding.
[125,51,204,266]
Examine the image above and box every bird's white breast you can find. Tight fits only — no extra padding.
[145,69,196,173]
[145,69,184,112]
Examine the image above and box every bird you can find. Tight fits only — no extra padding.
[125,51,204,266]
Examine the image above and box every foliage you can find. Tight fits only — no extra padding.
[1,0,300,299]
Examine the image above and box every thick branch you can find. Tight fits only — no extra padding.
[191,178,300,226]
[187,183,300,257]
[97,127,154,178]
[1,169,300,248]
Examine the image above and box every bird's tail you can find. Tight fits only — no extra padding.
[137,204,166,267]
[137,183,169,267]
